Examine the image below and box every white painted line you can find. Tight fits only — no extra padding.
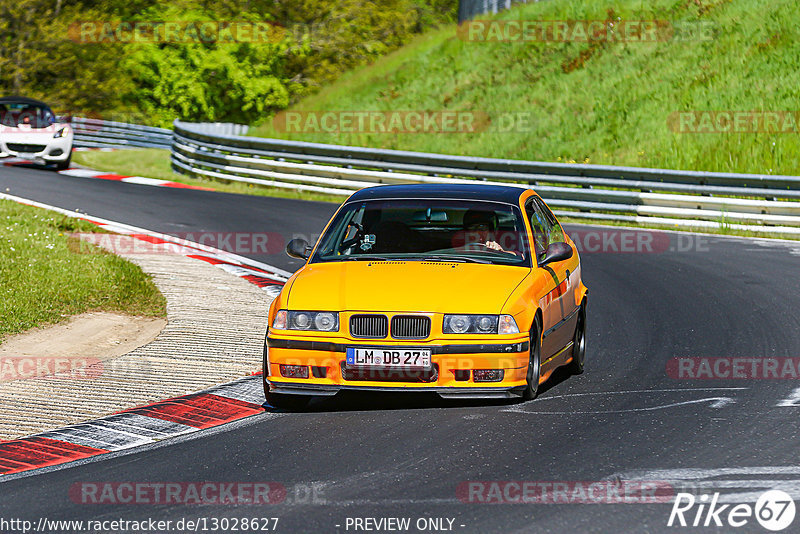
[36,416,206,451]
[92,413,197,438]
[216,263,265,278]
[38,426,145,451]
[58,168,107,178]
[507,397,736,414]
[777,386,800,407]
[503,388,745,414]
[607,467,800,503]
[121,176,169,186]
[208,377,265,405]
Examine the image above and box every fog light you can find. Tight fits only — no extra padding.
[454,370,470,381]
[473,369,504,382]
[280,365,309,378]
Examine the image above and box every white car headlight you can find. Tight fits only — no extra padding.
[272,310,339,332]
[53,126,69,138]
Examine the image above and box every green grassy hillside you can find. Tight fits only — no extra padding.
[250,0,800,175]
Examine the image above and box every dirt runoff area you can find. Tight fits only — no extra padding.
[0,312,166,382]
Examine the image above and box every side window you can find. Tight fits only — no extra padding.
[525,198,550,257]
[533,196,565,245]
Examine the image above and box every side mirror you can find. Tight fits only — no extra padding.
[538,242,573,267]
[286,238,311,260]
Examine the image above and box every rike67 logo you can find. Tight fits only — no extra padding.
[668,490,796,531]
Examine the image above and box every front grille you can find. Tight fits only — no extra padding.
[391,315,431,339]
[6,143,46,153]
[350,314,388,338]
[341,362,439,383]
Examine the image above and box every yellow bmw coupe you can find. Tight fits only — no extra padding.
[263,184,587,408]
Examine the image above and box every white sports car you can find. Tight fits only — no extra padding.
[0,96,73,170]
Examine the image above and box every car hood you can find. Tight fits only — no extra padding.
[286,260,530,313]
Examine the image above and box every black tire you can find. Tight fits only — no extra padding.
[55,153,71,171]
[266,392,311,411]
[523,315,542,400]
[568,303,587,375]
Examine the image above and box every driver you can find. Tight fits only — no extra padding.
[462,209,513,254]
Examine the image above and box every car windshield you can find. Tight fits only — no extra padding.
[312,198,531,266]
[0,103,55,129]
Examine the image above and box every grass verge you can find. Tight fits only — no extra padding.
[249,0,800,176]
[0,199,166,341]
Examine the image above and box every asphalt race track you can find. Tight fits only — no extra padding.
[2,164,800,533]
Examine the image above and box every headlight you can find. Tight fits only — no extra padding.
[53,126,69,138]
[443,314,519,334]
[272,310,339,332]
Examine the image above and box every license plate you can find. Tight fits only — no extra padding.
[346,347,431,369]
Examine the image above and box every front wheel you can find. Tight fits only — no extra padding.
[568,303,587,375]
[523,316,542,400]
[55,153,71,171]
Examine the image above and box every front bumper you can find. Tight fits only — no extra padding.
[265,334,530,399]
[0,136,73,162]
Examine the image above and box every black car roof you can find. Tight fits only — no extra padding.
[347,183,527,204]
[0,96,51,107]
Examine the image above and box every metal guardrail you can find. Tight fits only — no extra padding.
[170,120,800,235]
[67,117,173,149]
[67,118,248,150]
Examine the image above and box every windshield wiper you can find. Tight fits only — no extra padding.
[341,255,390,261]
[420,255,492,264]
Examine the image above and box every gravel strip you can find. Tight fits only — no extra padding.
[0,253,272,440]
